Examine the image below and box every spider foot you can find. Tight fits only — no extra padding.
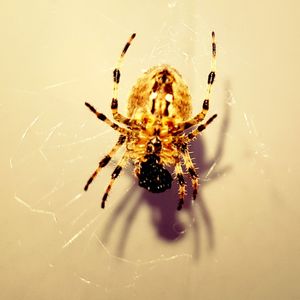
[84,180,92,191]
[101,193,108,209]
[193,189,198,200]
[177,199,184,210]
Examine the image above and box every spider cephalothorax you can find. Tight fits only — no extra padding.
[84,32,217,210]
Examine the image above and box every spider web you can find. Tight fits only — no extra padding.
[2,0,278,299]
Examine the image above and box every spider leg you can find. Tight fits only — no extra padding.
[84,135,126,191]
[186,114,218,142]
[177,32,216,132]
[175,161,186,210]
[101,152,129,208]
[85,102,128,135]
[181,148,199,200]
[111,33,136,125]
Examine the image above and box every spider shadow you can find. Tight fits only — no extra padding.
[100,85,231,259]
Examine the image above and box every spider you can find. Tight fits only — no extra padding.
[84,32,217,210]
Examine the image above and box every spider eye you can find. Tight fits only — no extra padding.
[138,154,172,193]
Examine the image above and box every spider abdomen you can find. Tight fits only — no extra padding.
[127,65,192,120]
[138,154,172,193]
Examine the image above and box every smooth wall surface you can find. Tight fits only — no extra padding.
[1,0,299,299]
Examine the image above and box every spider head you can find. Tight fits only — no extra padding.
[138,154,172,193]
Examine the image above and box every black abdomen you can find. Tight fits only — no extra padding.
[138,154,172,193]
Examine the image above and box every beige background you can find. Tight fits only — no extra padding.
[1,0,299,299]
